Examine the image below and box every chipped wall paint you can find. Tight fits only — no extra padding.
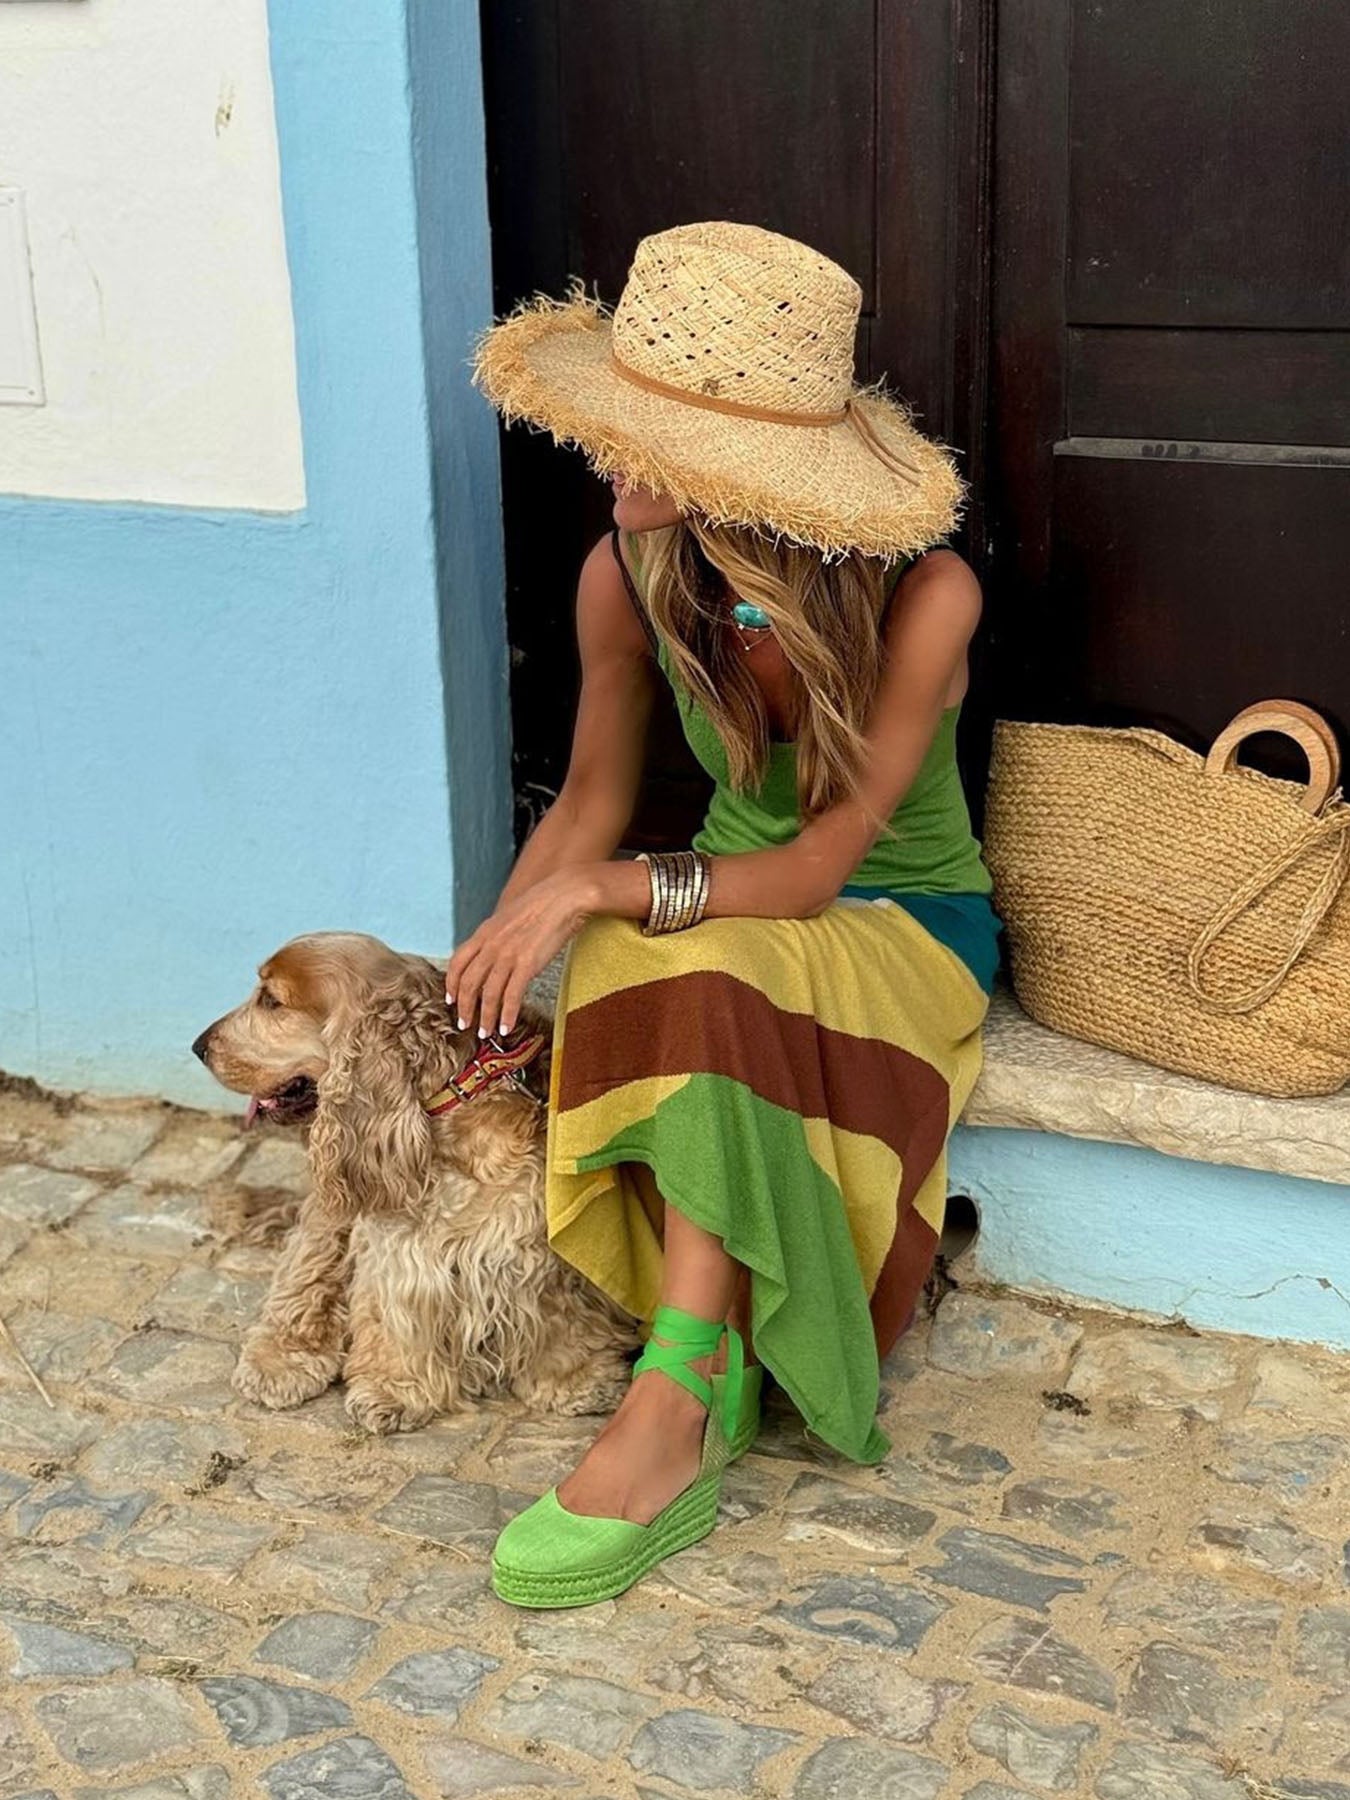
[0,0,305,510]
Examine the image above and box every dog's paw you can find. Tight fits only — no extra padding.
[344,1383,438,1436]
[516,1367,630,1417]
[232,1334,340,1410]
[558,1375,631,1416]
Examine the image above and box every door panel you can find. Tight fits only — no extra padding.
[990,0,1350,770]
[561,3,878,310]
[1067,0,1350,329]
[1053,456,1350,744]
[1067,329,1350,448]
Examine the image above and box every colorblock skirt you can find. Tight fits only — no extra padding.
[544,899,990,1463]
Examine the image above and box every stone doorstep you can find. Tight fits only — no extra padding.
[962,985,1350,1188]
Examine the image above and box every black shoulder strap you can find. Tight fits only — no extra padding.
[611,527,660,657]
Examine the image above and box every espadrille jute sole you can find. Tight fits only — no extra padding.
[490,1468,722,1610]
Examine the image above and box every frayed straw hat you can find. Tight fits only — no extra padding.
[472,221,964,561]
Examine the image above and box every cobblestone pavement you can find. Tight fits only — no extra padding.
[2,1081,1350,1800]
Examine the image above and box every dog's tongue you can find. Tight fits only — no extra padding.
[244,1094,282,1128]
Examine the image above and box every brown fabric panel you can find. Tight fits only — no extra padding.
[559,968,952,1347]
[559,969,948,1159]
[870,1197,941,1358]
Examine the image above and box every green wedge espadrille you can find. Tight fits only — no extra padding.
[490,1305,761,1610]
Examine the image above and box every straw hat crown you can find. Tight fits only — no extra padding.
[473,220,964,560]
[612,222,862,418]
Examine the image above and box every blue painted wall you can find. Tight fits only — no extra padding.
[950,1124,1350,1350]
[406,0,513,933]
[0,1,511,1106]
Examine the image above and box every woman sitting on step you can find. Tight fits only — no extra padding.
[449,220,1001,1609]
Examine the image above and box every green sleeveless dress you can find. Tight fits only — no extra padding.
[541,533,1000,1465]
[619,528,1002,991]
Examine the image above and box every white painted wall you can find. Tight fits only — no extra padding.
[0,0,305,510]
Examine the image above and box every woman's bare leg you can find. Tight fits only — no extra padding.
[726,1264,754,1363]
[557,1201,743,1524]
[660,1203,740,1318]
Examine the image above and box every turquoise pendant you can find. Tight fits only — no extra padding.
[732,600,772,631]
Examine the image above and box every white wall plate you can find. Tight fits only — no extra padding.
[0,188,45,406]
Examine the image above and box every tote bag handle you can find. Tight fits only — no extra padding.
[1204,699,1341,816]
[1188,700,1348,1014]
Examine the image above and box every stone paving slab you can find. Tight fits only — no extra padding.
[1,1079,1349,1798]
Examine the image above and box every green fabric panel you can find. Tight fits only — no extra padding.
[573,1069,890,1465]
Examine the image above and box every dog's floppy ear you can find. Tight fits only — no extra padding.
[518,998,554,1105]
[309,990,435,1217]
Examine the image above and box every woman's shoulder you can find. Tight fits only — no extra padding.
[893,539,973,580]
[887,543,981,613]
[876,541,977,639]
[876,544,982,712]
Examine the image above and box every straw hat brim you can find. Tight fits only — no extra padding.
[472,293,965,561]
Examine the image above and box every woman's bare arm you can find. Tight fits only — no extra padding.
[495,534,656,908]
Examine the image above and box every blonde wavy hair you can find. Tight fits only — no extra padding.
[639,517,892,817]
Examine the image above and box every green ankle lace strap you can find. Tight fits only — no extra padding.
[634,1304,745,1442]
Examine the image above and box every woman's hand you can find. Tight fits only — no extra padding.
[446,866,603,1040]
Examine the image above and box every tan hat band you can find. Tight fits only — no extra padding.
[610,353,847,425]
[610,352,920,485]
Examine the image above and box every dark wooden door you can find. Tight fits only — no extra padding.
[480,0,994,846]
[482,3,1346,834]
[988,0,1350,774]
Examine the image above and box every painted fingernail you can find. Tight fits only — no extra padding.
[457,1017,468,1030]
[478,1026,489,1039]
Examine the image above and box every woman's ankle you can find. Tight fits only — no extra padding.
[710,1323,757,1374]
[629,1365,710,1427]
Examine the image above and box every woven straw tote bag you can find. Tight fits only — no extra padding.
[983,700,1350,1097]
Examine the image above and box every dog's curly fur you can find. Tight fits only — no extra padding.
[194,932,637,1432]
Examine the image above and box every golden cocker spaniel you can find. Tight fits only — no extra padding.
[192,932,636,1432]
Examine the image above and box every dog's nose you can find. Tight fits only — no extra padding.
[191,1027,214,1064]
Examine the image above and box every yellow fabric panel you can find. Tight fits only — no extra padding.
[559,904,987,1063]
[548,1071,693,1171]
[548,1161,667,1322]
[800,1113,903,1289]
